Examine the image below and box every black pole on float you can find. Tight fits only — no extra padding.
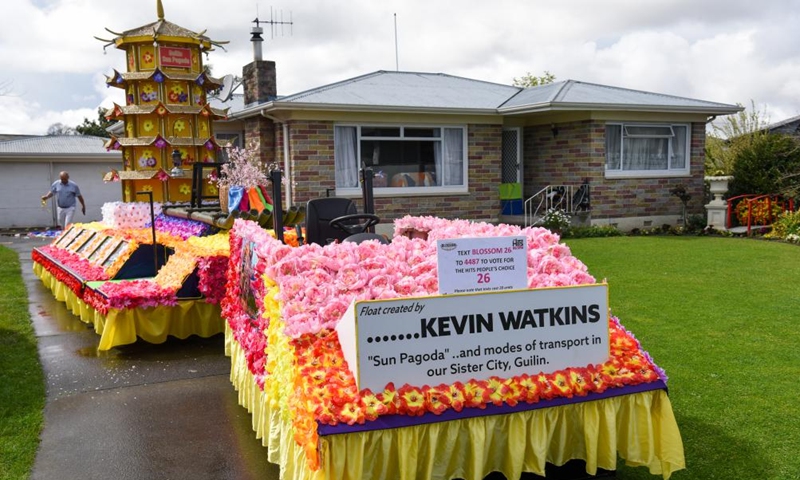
[360,163,375,232]
[270,169,284,244]
[136,191,159,276]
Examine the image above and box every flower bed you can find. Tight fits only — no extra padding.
[224,216,668,472]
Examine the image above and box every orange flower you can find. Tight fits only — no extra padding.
[550,370,573,398]
[442,382,466,412]
[567,368,593,396]
[502,377,523,407]
[485,377,509,406]
[334,401,365,425]
[361,389,388,421]
[536,373,555,400]
[463,380,490,409]
[516,374,540,404]
[398,385,427,416]
[378,383,401,415]
[424,386,449,415]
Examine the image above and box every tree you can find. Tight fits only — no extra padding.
[512,71,556,88]
[727,133,800,199]
[46,123,76,136]
[705,100,769,176]
[75,107,114,137]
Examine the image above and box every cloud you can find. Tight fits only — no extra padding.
[3,0,800,133]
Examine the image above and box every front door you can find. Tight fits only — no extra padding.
[501,128,522,184]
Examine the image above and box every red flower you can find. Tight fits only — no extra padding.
[398,384,426,416]
[442,382,466,412]
[424,386,450,415]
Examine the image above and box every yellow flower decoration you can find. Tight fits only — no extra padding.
[126,124,134,137]
[142,120,154,132]
[207,184,218,195]
[142,85,154,94]
[142,185,153,192]
[179,184,191,195]
[173,120,186,133]
[171,85,184,94]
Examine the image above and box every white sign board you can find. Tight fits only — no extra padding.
[336,284,609,393]
[437,236,528,295]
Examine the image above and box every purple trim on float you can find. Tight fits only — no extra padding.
[317,380,667,436]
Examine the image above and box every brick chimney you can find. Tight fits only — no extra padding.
[242,25,277,106]
[242,24,277,165]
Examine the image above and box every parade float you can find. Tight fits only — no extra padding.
[222,215,686,480]
[31,203,230,350]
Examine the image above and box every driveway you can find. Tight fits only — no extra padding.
[5,235,279,480]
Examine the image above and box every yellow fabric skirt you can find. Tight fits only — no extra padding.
[225,326,685,480]
[34,264,224,350]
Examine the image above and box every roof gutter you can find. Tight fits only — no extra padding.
[498,101,743,116]
[228,101,500,120]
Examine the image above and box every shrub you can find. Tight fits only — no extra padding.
[728,133,800,198]
[766,210,800,240]
[539,208,571,233]
[562,225,622,238]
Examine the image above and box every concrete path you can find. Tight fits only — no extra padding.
[6,236,279,480]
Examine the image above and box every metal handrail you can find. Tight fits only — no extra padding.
[524,185,573,227]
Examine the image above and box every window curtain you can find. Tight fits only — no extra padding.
[334,126,358,188]
[623,137,669,170]
[443,128,464,186]
[434,140,442,186]
[605,125,621,170]
[671,125,688,169]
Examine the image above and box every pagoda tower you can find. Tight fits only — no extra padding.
[97,0,228,203]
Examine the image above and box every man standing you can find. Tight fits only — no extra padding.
[42,171,86,229]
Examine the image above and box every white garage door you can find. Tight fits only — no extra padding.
[0,160,123,229]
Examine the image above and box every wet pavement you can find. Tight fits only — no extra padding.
[5,236,280,480]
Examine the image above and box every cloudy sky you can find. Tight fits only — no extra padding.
[2,0,800,135]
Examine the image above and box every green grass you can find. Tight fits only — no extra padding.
[0,246,44,480]
[565,236,800,479]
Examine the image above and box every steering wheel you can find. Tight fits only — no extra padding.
[329,213,380,235]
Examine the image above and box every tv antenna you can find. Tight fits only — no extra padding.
[253,6,293,39]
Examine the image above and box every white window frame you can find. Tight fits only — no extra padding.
[335,124,469,196]
[605,122,691,178]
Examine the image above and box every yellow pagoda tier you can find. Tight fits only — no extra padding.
[96,0,229,203]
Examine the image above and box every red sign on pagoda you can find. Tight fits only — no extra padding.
[159,47,192,68]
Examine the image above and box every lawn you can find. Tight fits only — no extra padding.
[565,236,800,479]
[0,245,44,480]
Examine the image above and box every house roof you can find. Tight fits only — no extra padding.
[764,114,800,135]
[230,70,740,118]
[0,135,120,156]
[499,80,742,115]
[275,71,520,112]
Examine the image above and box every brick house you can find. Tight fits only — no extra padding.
[218,51,740,231]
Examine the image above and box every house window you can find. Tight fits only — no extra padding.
[334,125,467,193]
[605,123,689,176]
